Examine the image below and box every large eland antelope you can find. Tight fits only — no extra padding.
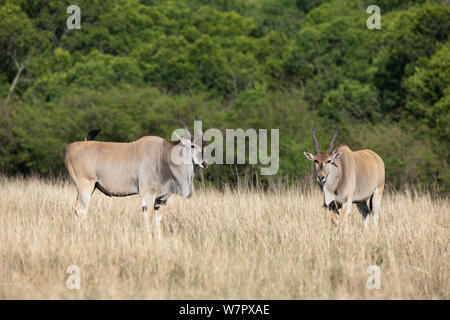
[303,126,385,230]
[64,116,208,237]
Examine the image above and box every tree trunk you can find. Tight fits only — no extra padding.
[4,52,28,107]
[5,64,25,106]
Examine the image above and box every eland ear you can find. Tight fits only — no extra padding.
[332,151,342,161]
[171,132,181,145]
[173,132,191,147]
[303,151,315,161]
[178,135,191,147]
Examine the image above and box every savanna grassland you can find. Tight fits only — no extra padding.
[0,176,448,299]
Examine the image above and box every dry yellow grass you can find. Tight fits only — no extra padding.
[0,176,448,299]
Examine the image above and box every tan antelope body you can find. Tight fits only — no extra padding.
[64,117,207,237]
[304,126,385,230]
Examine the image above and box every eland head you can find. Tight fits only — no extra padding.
[303,125,341,185]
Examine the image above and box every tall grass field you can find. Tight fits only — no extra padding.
[0,176,448,299]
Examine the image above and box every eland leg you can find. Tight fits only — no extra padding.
[152,198,167,240]
[372,183,384,226]
[356,201,371,229]
[328,201,340,231]
[339,197,353,231]
[139,193,155,229]
[74,179,96,223]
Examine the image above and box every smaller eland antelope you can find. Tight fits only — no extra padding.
[303,126,385,230]
[64,115,208,238]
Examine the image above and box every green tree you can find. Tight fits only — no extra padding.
[0,3,48,104]
[319,80,381,122]
[404,43,450,159]
[374,3,450,114]
[66,51,143,89]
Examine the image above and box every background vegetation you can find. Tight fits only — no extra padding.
[0,0,448,191]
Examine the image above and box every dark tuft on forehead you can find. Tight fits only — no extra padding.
[315,152,331,161]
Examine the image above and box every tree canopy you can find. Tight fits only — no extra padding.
[0,0,448,191]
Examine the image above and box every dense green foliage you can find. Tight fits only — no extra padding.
[0,0,448,191]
